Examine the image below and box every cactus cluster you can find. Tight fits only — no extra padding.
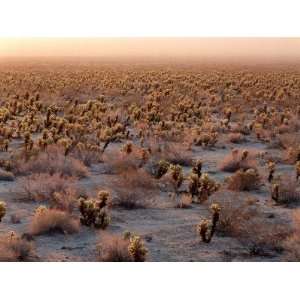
[0,201,6,222]
[79,191,111,229]
[197,203,221,243]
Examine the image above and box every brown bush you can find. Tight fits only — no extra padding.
[0,232,36,261]
[15,145,89,178]
[110,169,158,209]
[29,206,80,235]
[283,210,300,261]
[227,169,261,191]
[211,191,289,255]
[273,177,300,206]
[151,141,193,166]
[97,233,132,262]
[227,133,246,144]
[17,173,76,204]
[219,149,257,172]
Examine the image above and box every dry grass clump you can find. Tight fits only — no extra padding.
[97,232,148,262]
[0,231,36,261]
[219,149,257,172]
[111,168,158,209]
[17,173,75,203]
[282,210,300,261]
[29,206,80,235]
[227,169,261,191]
[15,145,89,178]
[97,234,132,262]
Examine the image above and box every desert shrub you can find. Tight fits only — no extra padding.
[284,146,300,164]
[111,169,157,209]
[0,231,36,261]
[211,191,289,255]
[15,145,89,178]
[0,201,6,222]
[17,173,75,203]
[219,149,257,172]
[70,144,103,166]
[271,177,300,206]
[227,169,261,191]
[97,234,132,262]
[152,141,193,166]
[227,133,245,144]
[104,148,141,174]
[30,206,80,235]
[0,168,15,181]
[174,193,192,209]
[79,191,111,229]
[97,232,148,262]
[282,210,300,261]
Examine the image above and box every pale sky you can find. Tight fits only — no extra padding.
[0,38,300,61]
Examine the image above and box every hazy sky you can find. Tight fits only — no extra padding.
[0,38,300,61]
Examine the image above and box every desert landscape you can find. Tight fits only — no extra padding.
[0,56,300,262]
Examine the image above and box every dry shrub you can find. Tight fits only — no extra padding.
[17,173,76,205]
[111,168,158,209]
[274,177,300,206]
[0,232,36,261]
[0,168,15,181]
[30,207,80,235]
[211,191,289,255]
[71,145,103,166]
[15,145,89,178]
[227,133,246,144]
[219,149,257,172]
[104,148,141,174]
[284,146,300,164]
[97,233,132,262]
[97,232,148,262]
[174,193,192,209]
[227,169,261,191]
[151,141,192,166]
[283,210,300,261]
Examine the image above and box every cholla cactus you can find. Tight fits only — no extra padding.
[122,142,133,154]
[197,203,221,243]
[0,201,6,222]
[169,164,184,192]
[267,161,276,182]
[128,235,148,262]
[79,193,111,229]
[241,149,249,161]
[97,190,110,208]
[156,160,170,179]
[192,159,202,177]
[197,173,220,203]
[271,183,279,202]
